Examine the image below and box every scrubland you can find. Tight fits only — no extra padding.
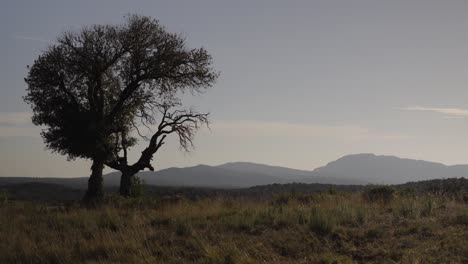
[0,187,467,264]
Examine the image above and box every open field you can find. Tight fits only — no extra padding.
[0,185,467,264]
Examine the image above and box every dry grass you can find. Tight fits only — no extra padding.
[0,192,467,263]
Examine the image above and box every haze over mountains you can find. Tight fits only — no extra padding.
[313,153,468,184]
[1,154,468,189]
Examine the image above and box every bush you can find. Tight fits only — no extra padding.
[175,221,192,236]
[308,208,335,235]
[454,210,468,226]
[363,186,395,204]
[421,198,435,217]
[0,189,8,205]
[366,227,385,240]
[463,192,468,204]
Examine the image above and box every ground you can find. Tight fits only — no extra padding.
[0,189,467,263]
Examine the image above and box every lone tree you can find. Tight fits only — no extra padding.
[24,15,218,204]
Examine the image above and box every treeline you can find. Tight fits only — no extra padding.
[396,177,468,198]
[2,178,467,203]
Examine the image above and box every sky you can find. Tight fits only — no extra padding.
[2,0,468,177]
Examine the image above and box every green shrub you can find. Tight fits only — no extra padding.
[175,221,192,236]
[308,208,335,235]
[298,211,308,225]
[463,192,468,204]
[0,189,8,205]
[363,186,395,204]
[454,210,468,226]
[421,198,435,217]
[355,207,369,226]
[366,227,385,239]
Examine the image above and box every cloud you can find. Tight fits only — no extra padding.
[399,106,468,117]
[0,112,32,126]
[0,112,39,137]
[0,114,409,141]
[211,120,408,141]
[11,34,52,44]
[0,126,41,138]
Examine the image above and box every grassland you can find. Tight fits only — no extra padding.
[0,188,467,264]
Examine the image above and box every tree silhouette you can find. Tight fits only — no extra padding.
[24,15,218,204]
[106,96,209,196]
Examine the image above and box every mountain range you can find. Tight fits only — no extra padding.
[1,153,468,189]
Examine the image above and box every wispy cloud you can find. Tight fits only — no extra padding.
[11,34,52,44]
[0,112,39,137]
[399,106,468,117]
[0,112,32,126]
[212,120,408,141]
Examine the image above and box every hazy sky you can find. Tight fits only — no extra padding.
[2,0,468,177]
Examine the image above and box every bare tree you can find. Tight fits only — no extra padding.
[105,97,209,196]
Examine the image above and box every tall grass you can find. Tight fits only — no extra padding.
[0,192,466,263]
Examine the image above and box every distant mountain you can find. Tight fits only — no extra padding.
[2,154,468,188]
[104,164,288,188]
[219,162,364,185]
[313,153,468,184]
[219,162,312,180]
[100,161,366,187]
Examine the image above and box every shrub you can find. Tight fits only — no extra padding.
[0,189,8,205]
[454,210,468,226]
[355,207,369,226]
[366,227,385,240]
[363,186,395,204]
[421,198,435,217]
[175,221,192,236]
[298,211,308,225]
[463,192,468,204]
[309,208,335,235]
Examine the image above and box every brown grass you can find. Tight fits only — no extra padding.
[0,192,467,263]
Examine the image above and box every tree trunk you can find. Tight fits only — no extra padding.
[84,157,104,206]
[119,170,135,197]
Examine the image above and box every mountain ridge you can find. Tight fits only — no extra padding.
[1,153,468,188]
